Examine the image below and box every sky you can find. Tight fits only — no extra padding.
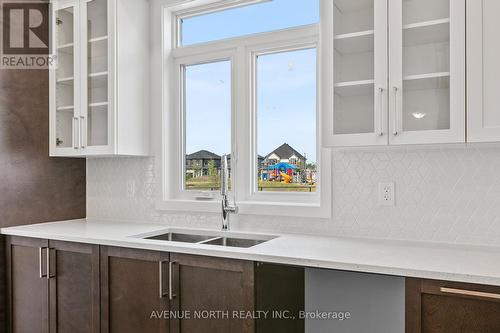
[183,0,319,163]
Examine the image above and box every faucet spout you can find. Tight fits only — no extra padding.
[220,154,237,231]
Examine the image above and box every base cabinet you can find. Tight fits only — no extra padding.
[5,236,100,333]
[406,278,500,333]
[49,240,100,333]
[5,239,304,333]
[100,246,170,333]
[100,247,304,333]
[170,253,304,333]
[6,237,49,333]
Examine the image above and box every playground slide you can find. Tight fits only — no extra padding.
[280,171,292,183]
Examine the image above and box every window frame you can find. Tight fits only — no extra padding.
[156,0,331,218]
[248,43,319,205]
[174,51,236,200]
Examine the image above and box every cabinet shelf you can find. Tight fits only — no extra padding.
[403,18,450,47]
[56,105,74,111]
[403,72,450,81]
[57,42,74,50]
[89,71,108,78]
[89,35,108,43]
[57,77,74,85]
[403,73,450,91]
[335,81,374,97]
[335,79,375,88]
[403,18,450,30]
[89,71,108,88]
[89,102,108,108]
[335,30,374,41]
[335,31,374,54]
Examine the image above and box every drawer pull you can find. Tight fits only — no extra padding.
[440,287,500,300]
[38,247,47,278]
[158,260,168,299]
[46,248,56,279]
[169,261,177,301]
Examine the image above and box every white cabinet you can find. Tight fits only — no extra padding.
[322,0,465,147]
[50,0,150,157]
[467,0,500,142]
[389,0,465,145]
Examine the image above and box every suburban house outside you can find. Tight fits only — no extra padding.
[260,143,312,184]
[185,150,222,179]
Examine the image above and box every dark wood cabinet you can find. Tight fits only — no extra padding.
[6,240,304,333]
[169,253,255,333]
[170,253,304,333]
[5,236,99,333]
[49,240,100,333]
[100,248,304,333]
[6,236,49,333]
[100,246,170,333]
[406,278,500,333]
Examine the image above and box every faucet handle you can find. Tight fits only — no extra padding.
[225,204,238,214]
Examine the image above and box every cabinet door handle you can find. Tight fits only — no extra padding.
[169,261,177,301]
[378,87,385,136]
[72,117,79,149]
[38,247,47,278]
[440,287,500,300]
[158,260,168,298]
[392,86,399,136]
[46,248,55,279]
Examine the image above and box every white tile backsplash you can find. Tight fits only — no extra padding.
[87,144,500,246]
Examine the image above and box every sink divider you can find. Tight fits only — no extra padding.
[197,237,223,245]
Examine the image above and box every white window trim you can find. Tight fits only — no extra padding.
[152,0,331,218]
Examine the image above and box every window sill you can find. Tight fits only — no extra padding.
[156,199,331,218]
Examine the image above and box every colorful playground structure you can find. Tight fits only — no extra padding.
[261,162,297,183]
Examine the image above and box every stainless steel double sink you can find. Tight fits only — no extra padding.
[137,230,276,248]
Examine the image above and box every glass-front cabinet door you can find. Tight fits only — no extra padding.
[389,0,465,144]
[82,0,110,153]
[51,0,80,154]
[330,0,388,146]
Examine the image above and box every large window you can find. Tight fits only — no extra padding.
[256,48,317,193]
[183,60,231,191]
[162,0,329,217]
[179,0,319,46]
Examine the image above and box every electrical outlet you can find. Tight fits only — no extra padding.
[379,182,395,206]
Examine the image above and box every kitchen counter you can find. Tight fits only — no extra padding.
[2,219,500,286]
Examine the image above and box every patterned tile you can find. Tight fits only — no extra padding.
[87,144,500,246]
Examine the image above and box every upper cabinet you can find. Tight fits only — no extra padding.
[322,0,465,146]
[467,0,500,142]
[50,0,150,157]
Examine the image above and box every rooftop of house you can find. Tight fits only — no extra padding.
[186,150,221,160]
[264,143,305,161]
[186,151,264,161]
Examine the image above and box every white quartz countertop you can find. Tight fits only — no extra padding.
[2,219,500,286]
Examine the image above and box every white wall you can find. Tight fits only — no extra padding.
[87,143,500,246]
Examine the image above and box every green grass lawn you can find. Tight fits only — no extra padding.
[186,176,222,190]
[186,176,315,192]
[258,181,316,192]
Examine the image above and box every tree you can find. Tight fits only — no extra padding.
[306,162,317,171]
[192,161,202,178]
[207,160,218,180]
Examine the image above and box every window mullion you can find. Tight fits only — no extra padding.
[233,45,250,202]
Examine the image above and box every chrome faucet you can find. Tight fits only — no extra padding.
[221,154,237,230]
